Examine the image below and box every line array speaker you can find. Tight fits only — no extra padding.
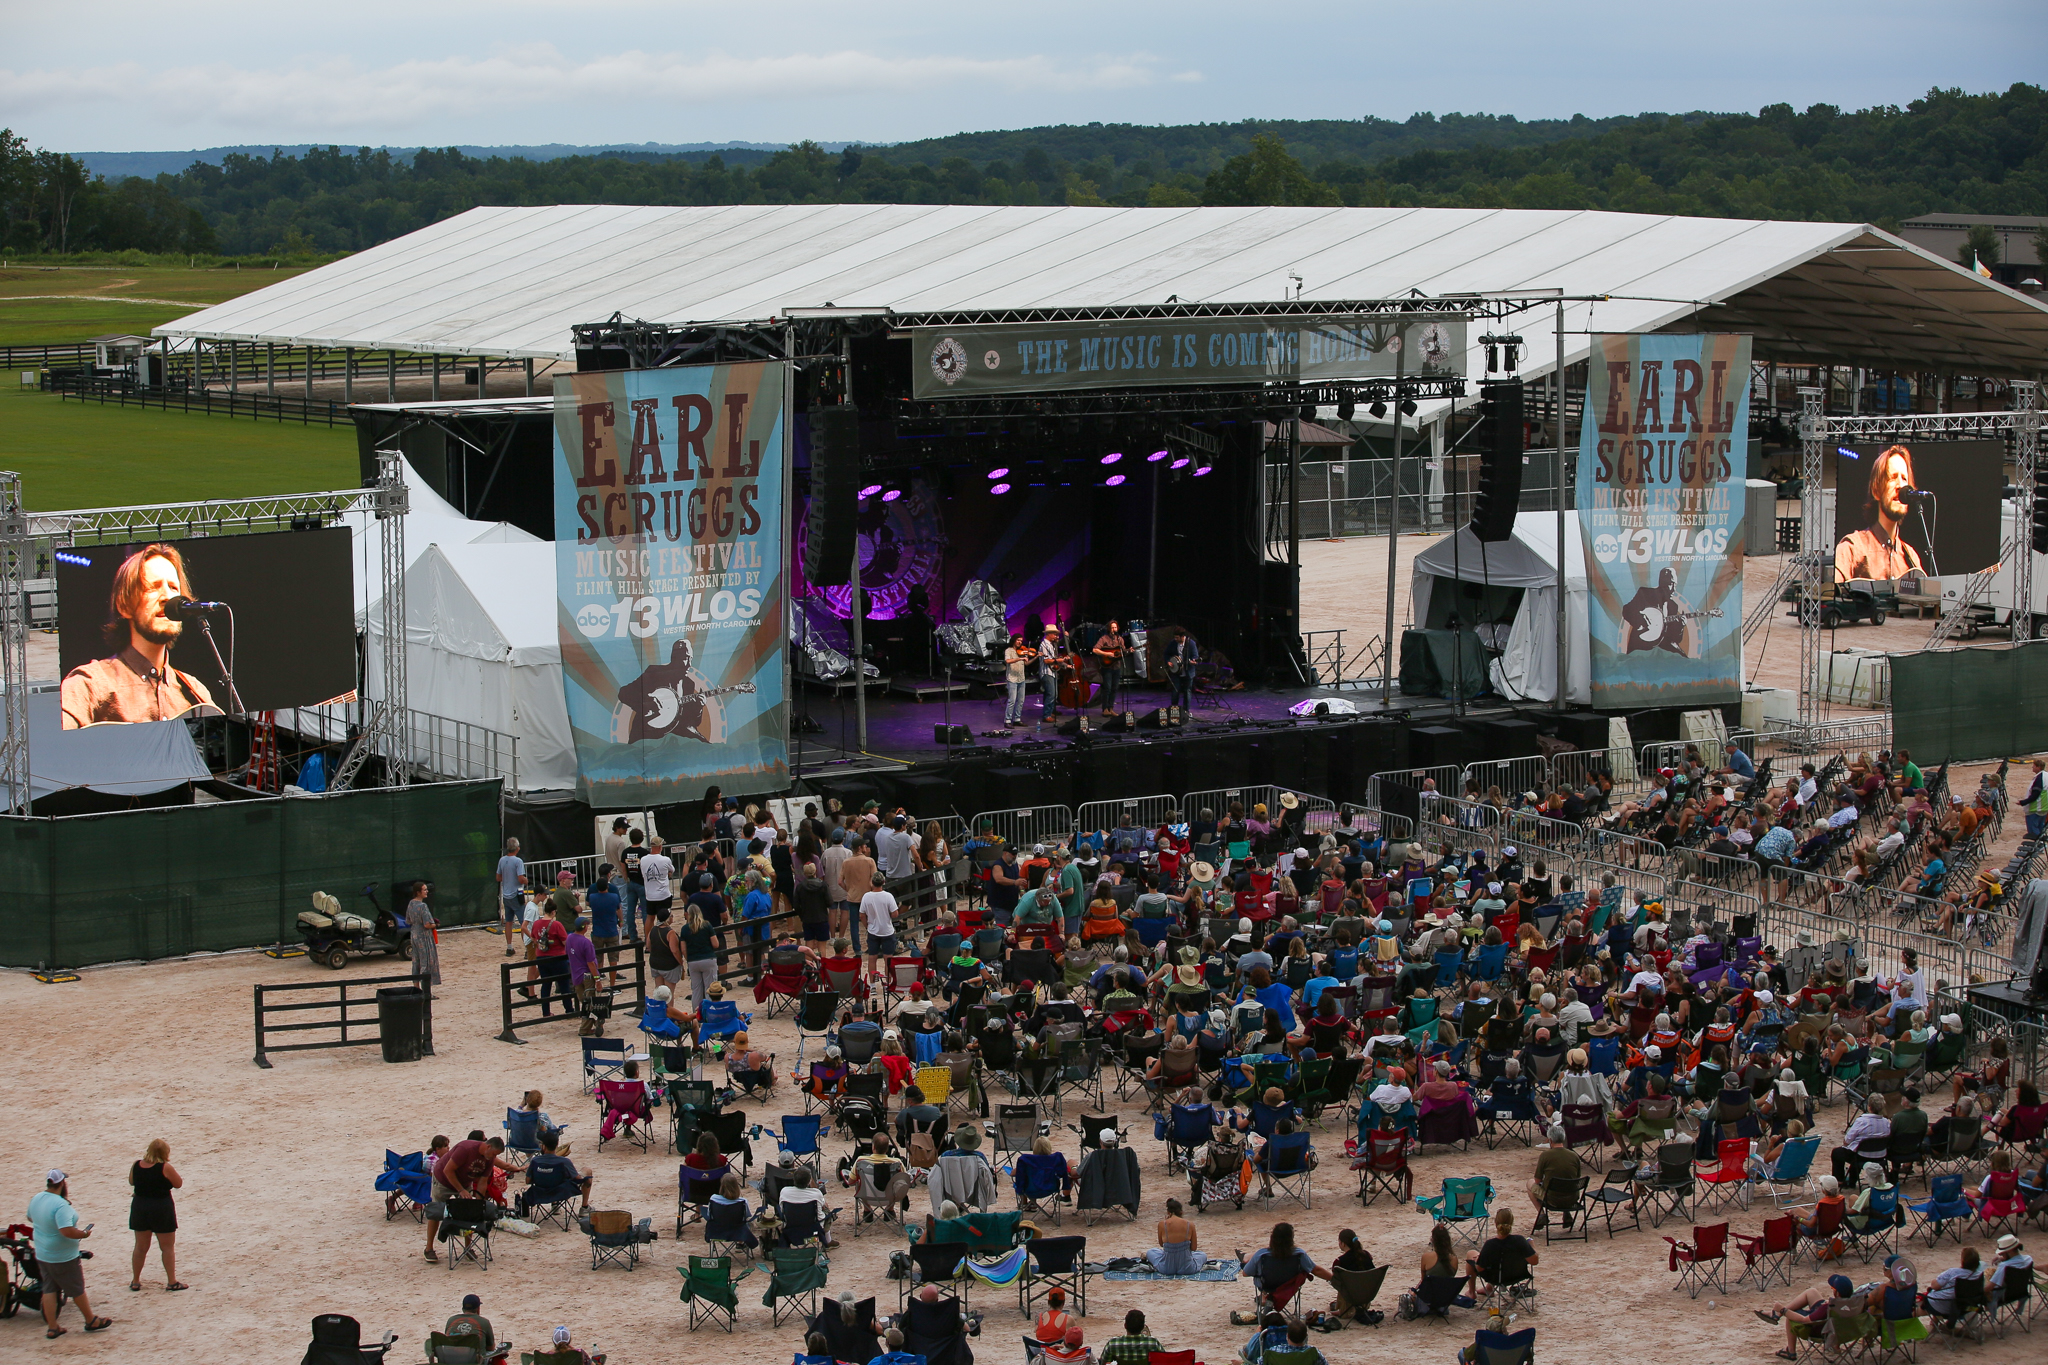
[1472,378,1524,543]
[804,404,860,585]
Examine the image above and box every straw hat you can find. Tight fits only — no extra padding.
[1190,862,1217,885]
[1278,792,1300,810]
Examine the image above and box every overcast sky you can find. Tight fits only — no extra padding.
[5,0,2042,153]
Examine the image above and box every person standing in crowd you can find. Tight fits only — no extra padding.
[640,836,675,925]
[602,817,634,941]
[822,828,854,947]
[619,826,649,942]
[861,871,901,976]
[878,814,919,889]
[128,1140,185,1292]
[495,838,526,956]
[531,882,571,1018]
[586,868,624,989]
[2026,759,2047,841]
[30,1170,109,1337]
[407,879,440,991]
[840,837,879,959]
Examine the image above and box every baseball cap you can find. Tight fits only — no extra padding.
[558,869,575,883]
[1829,1274,1854,1296]
[462,1294,482,1312]
[46,1169,66,1185]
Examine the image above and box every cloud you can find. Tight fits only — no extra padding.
[0,45,1190,135]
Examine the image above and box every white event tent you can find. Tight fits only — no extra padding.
[1410,512,1589,705]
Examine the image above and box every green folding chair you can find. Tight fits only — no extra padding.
[679,1254,754,1332]
[760,1246,832,1329]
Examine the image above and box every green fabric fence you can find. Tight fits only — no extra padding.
[1890,640,2048,764]
[0,780,501,970]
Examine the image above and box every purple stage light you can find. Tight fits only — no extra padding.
[1147,449,1169,462]
[858,483,883,498]
[881,488,903,502]
[1193,464,1214,477]
[1169,457,1190,470]
[1104,474,1127,487]
[990,482,1012,495]
[987,467,1009,479]
[1101,451,1123,465]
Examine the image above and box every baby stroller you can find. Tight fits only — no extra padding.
[835,1093,885,1145]
[1191,1130,1252,1212]
[0,1224,93,1318]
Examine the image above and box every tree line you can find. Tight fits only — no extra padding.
[2,84,2043,260]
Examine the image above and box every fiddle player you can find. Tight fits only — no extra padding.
[1003,634,1035,727]
[1094,619,1130,716]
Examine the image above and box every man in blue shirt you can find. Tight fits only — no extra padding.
[1754,820,1795,868]
[741,869,775,980]
[519,1132,592,1215]
[495,839,527,957]
[29,1170,107,1337]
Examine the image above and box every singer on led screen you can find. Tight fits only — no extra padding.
[59,542,222,728]
[1833,443,1925,581]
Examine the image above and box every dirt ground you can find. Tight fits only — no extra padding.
[3,927,2039,1365]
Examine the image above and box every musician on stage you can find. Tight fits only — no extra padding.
[1003,634,1034,726]
[1093,619,1131,715]
[1038,627,1066,722]
[1163,626,1197,719]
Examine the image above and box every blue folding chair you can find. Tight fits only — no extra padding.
[503,1108,546,1164]
[698,999,752,1042]
[581,1035,629,1092]
[1431,947,1464,989]
[756,1115,825,1181]
[1012,1151,1073,1226]
[1585,1036,1621,1076]
[910,1029,945,1064]
[1749,1134,1819,1208]
[1165,1102,1216,1174]
[1259,1131,1315,1209]
[1908,1173,1973,1246]
[376,1149,432,1221]
[1471,942,1509,985]
[1407,877,1435,906]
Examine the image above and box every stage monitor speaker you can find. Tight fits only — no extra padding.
[1553,710,1612,752]
[1133,708,1173,730]
[1057,716,1092,737]
[1477,716,1542,760]
[803,404,860,586]
[984,765,1044,810]
[828,777,882,815]
[1252,728,1309,786]
[887,772,956,817]
[1471,378,1524,543]
[1408,724,1472,770]
[933,723,973,745]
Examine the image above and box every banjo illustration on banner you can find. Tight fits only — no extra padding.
[610,639,756,745]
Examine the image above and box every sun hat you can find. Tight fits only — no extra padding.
[953,1124,982,1150]
[1279,793,1300,810]
[1997,1234,2022,1254]
[1190,861,1217,885]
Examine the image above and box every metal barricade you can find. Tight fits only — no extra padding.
[1333,805,1415,847]
[1581,857,1670,913]
[1181,784,1313,824]
[1463,756,1553,804]
[1551,745,1640,793]
[1501,809,1588,858]
[1641,728,1755,777]
[1075,795,1180,837]
[1416,815,1499,867]
[1753,716,1890,762]
[971,805,1078,851]
[1430,794,1507,833]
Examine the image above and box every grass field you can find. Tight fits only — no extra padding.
[0,262,311,345]
[1,383,358,510]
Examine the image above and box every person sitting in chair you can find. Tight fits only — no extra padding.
[441,1294,507,1365]
[520,1131,592,1215]
[1240,1221,1331,1314]
[537,1325,604,1365]
[1464,1208,1537,1299]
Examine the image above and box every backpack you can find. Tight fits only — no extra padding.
[906,1118,941,1170]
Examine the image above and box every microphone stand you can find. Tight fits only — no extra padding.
[1911,495,1939,579]
[192,615,246,717]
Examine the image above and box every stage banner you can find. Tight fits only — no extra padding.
[911,314,1465,398]
[552,362,788,804]
[1576,333,1749,709]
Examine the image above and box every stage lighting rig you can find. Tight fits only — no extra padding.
[1480,333,1523,374]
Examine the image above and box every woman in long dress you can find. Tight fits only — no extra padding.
[407,881,441,986]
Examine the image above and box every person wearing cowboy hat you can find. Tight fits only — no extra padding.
[928,1123,995,1215]
[1988,1234,2032,1302]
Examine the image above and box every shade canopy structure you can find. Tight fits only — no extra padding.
[1410,512,1591,705]
[156,204,2048,386]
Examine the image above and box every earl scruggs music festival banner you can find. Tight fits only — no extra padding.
[553,362,789,804]
[1576,333,1749,709]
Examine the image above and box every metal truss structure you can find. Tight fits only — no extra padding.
[0,462,414,809]
[1795,380,2040,724]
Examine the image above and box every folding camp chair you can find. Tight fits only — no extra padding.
[902,1241,968,1312]
[1843,1184,1902,1262]
[1925,1273,1990,1343]
[852,1157,911,1236]
[794,991,840,1067]
[1259,1131,1315,1209]
[1465,1326,1536,1365]
[1751,1134,1821,1208]
[1664,1221,1730,1298]
[1921,1119,1983,1182]
[1332,1262,1390,1325]
[1987,1266,2034,1339]
[595,1079,655,1152]
[376,1149,432,1222]
[1352,1129,1413,1205]
[1012,1152,1072,1226]
[995,1103,1041,1168]
[440,1197,495,1271]
[882,956,926,1009]
[1907,1173,1972,1246]
[1972,1170,2027,1241]
[668,1078,717,1154]
[1734,1214,1797,1292]
[1643,1140,1697,1228]
[1558,1102,1611,1171]
[1057,1038,1107,1114]
[756,957,810,1017]
[518,1173,583,1232]
[1017,1234,1090,1318]
[1539,1174,1591,1244]
[1416,1176,1496,1250]
[757,1114,825,1181]
[581,1036,629,1093]
[1592,1161,1642,1239]
[1694,1136,1753,1214]
[1478,1083,1543,1151]
[675,1161,727,1237]
[1164,1101,1215,1175]
[679,1254,754,1332]
[702,1191,758,1261]
[582,1208,652,1271]
[1795,1198,1846,1267]
[761,1246,831,1328]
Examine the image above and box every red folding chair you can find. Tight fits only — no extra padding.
[1664,1222,1730,1298]
[752,959,810,1014]
[1733,1214,1796,1292]
[1349,1128,1414,1206]
[1693,1136,1752,1213]
[1147,1352,1202,1365]
[882,956,926,1009]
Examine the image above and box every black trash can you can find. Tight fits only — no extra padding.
[376,985,426,1063]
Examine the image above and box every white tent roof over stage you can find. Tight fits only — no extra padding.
[157,203,2048,384]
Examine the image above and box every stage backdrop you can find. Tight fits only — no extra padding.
[552,362,789,805]
[1576,333,1749,709]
